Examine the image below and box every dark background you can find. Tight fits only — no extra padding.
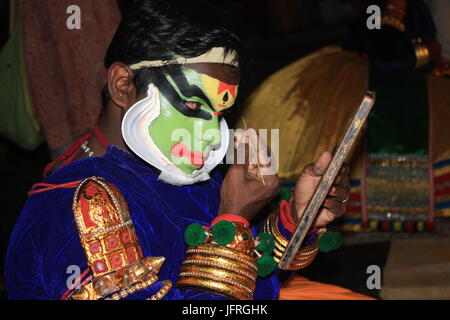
[0,0,390,299]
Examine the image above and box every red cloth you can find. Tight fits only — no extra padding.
[22,0,121,151]
[279,199,296,232]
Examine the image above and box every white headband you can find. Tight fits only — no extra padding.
[129,47,238,70]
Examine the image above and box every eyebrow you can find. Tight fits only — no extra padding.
[188,63,240,85]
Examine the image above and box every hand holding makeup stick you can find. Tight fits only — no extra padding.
[218,127,280,221]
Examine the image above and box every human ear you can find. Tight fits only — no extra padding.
[107,62,137,109]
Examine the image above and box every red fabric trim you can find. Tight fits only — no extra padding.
[279,199,296,233]
[347,206,362,213]
[43,131,93,177]
[435,172,450,184]
[28,180,83,196]
[93,123,109,149]
[435,186,450,197]
[42,121,109,178]
[211,214,249,228]
[349,192,361,202]
[279,199,321,234]
[60,268,91,300]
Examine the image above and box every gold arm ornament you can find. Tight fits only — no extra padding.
[70,177,172,300]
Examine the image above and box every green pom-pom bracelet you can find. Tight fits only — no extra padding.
[184,223,207,246]
[318,231,343,253]
[277,186,292,205]
[257,255,277,277]
[211,220,236,245]
[255,233,275,255]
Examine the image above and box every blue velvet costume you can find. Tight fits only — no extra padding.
[5,145,284,300]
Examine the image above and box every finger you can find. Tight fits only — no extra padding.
[246,163,260,180]
[303,151,332,178]
[233,129,245,150]
[234,129,250,166]
[313,208,337,227]
[243,128,262,181]
[246,127,277,176]
[245,128,260,167]
[328,185,348,201]
[245,128,271,182]
[247,128,271,166]
[333,173,350,187]
[246,128,270,166]
[339,163,350,175]
[323,198,347,217]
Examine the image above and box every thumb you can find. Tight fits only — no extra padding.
[304,151,332,178]
[294,151,332,217]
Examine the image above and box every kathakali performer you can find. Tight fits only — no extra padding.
[5,0,371,300]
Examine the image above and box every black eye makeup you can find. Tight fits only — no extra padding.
[169,69,215,111]
[151,71,213,121]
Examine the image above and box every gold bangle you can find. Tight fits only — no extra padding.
[265,214,288,246]
[183,259,257,281]
[180,264,256,290]
[186,252,257,279]
[177,244,257,300]
[262,214,322,270]
[176,274,253,300]
[186,246,258,271]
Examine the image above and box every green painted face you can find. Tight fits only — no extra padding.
[148,65,239,174]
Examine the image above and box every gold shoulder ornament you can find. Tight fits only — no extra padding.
[70,177,172,300]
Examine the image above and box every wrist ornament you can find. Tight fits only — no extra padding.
[177,215,277,300]
[263,213,325,270]
[263,195,344,270]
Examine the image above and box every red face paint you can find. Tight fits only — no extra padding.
[171,142,205,167]
[217,81,238,99]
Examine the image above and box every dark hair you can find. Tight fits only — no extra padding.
[102,0,248,104]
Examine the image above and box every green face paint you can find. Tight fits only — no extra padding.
[149,67,239,175]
